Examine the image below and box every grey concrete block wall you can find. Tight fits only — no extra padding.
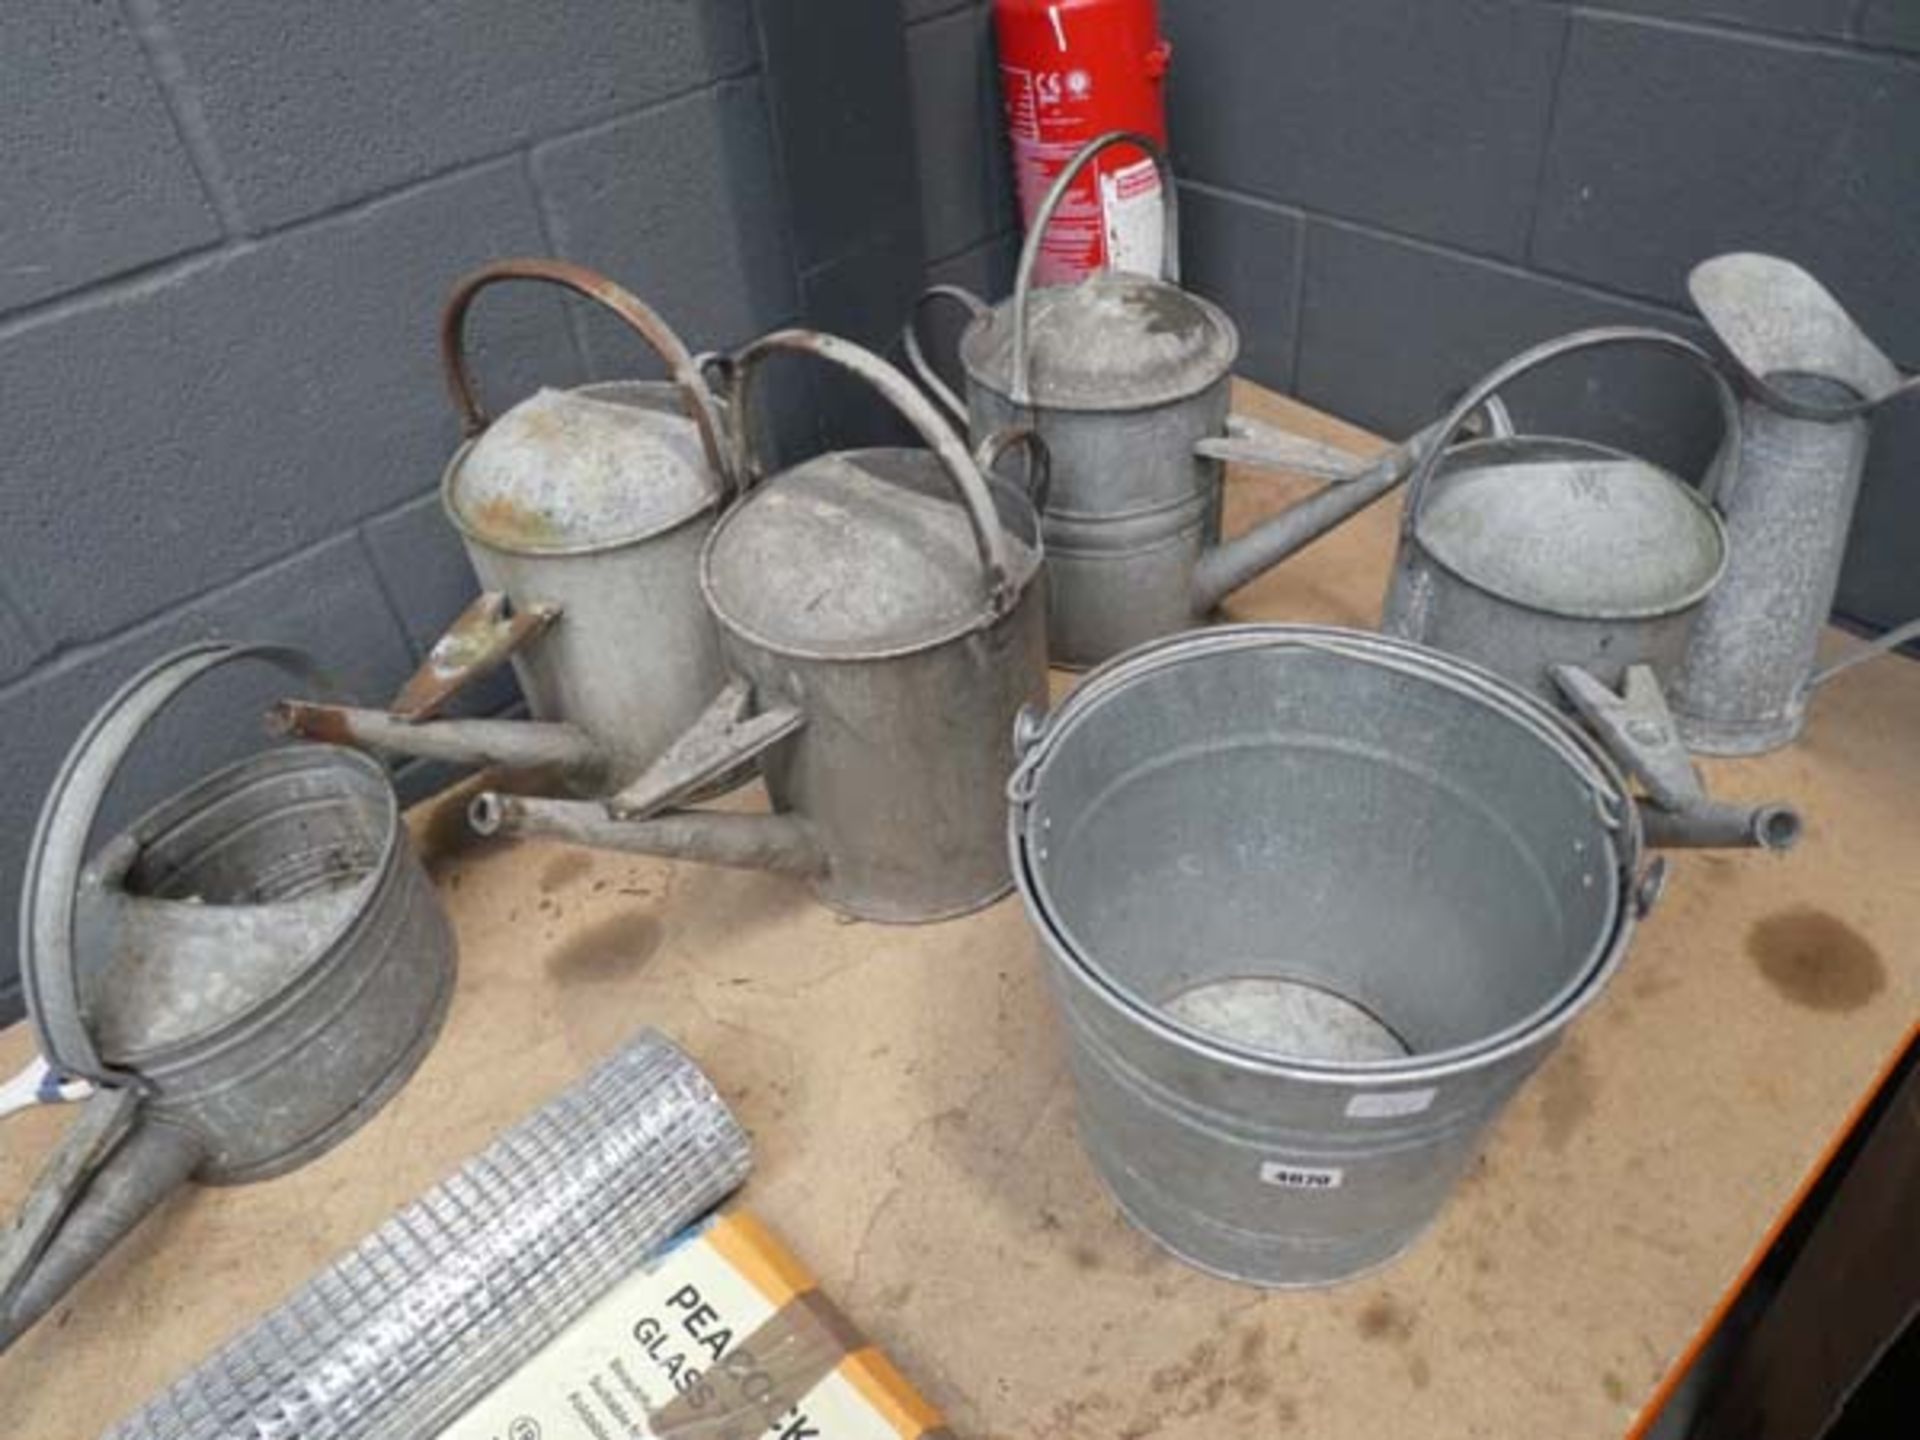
[0,2,849,1021]
[1137,0,1920,645]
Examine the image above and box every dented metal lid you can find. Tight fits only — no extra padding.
[961,271,1238,412]
[703,449,1040,659]
[445,382,723,556]
[1414,439,1727,619]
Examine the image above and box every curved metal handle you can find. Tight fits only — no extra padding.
[20,643,329,1088]
[974,424,1052,514]
[1012,130,1181,407]
[1399,326,1743,542]
[728,329,1019,614]
[439,257,734,492]
[903,285,989,429]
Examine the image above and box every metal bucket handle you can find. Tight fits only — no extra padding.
[728,329,1021,615]
[18,642,331,1089]
[1010,130,1182,408]
[903,285,992,428]
[439,257,735,493]
[1400,326,1743,542]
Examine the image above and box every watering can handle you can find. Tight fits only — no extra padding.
[1011,130,1182,408]
[975,425,1052,515]
[439,257,735,494]
[727,329,1020,615]
[903,285,991,429]
[19,643,330,1089]
[1399,326,1743,541]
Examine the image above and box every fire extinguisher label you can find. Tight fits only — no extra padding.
[1100,156,1165,277]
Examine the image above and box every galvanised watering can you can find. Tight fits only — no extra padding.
[1673,253,1920,755]
[472,331,1050,923]
[1,644,455,1350]
[907,130,1508,668]
[275,259,739,794]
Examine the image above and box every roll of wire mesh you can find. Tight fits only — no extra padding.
[108,1029,751,1440]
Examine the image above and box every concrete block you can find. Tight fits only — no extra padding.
[0,534,415,1023]
[909,2,1010,262]
[755,0,923,271]
[155,0,755,228]
[361,491,522,718]
[1587,0,1852,41]
[535,79,799,375]
[0,602,42,686]
[1839,400,1920,633]
[0,0,221,313]
[1161,0,1567,260]
[1534,16,1920,364]
[800,226,928,450]
[1180,184,1302,393]
[1296,219,1724,485]
[0,160,581,646]
[904,0,981,22]
[1857,1,1920,52]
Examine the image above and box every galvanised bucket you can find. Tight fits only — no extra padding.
[1008,626,1650,1287]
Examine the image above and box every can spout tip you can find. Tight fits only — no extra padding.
[468,792,507,837]
[1756,804,1804,852]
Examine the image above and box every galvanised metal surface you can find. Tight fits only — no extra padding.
[1675,253,1920,755]
[1009,626,1646,1287]
[275,258,736,793]
[473,332,1049,924]
[2,644,455,1349]
[1380,327,1737,705]
[910,131,1520,668]
[908,132,1240,668]
[106,1029,749,1440]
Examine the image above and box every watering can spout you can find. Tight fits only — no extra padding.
[1640,800,1802,853]
[1188,405,1511,617]
[468,792,828,881]
[0,1094,204,1352]
[269,701,607,787]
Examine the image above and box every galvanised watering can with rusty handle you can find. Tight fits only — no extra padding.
[472,331,1050,924]
[907,130,1508,668]
[275,258,739,794]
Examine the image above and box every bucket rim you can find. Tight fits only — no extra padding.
[1007,624,1644,1084]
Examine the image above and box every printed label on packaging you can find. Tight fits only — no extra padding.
[1100,157,1165,277]
[1345,1088,1437,1120]
[1259,1161,1345,1191]
[438,1214,941,1440]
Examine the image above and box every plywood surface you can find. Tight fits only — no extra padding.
[2,383,1915,1439]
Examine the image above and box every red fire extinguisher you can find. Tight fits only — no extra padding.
[993,0,1172,286]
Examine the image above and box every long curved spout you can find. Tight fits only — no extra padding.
[270,702,606,786]
[1190,414,1455,616]
[1,1113,204,1351]
[468,793,827,880]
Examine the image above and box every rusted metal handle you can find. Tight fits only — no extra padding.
[1399,327,1743,542]
[903,285,990,428]
[1012,130,1181,408]
[439,257,733,491]
[974,425,1052,514]
[728,329,1019,615]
